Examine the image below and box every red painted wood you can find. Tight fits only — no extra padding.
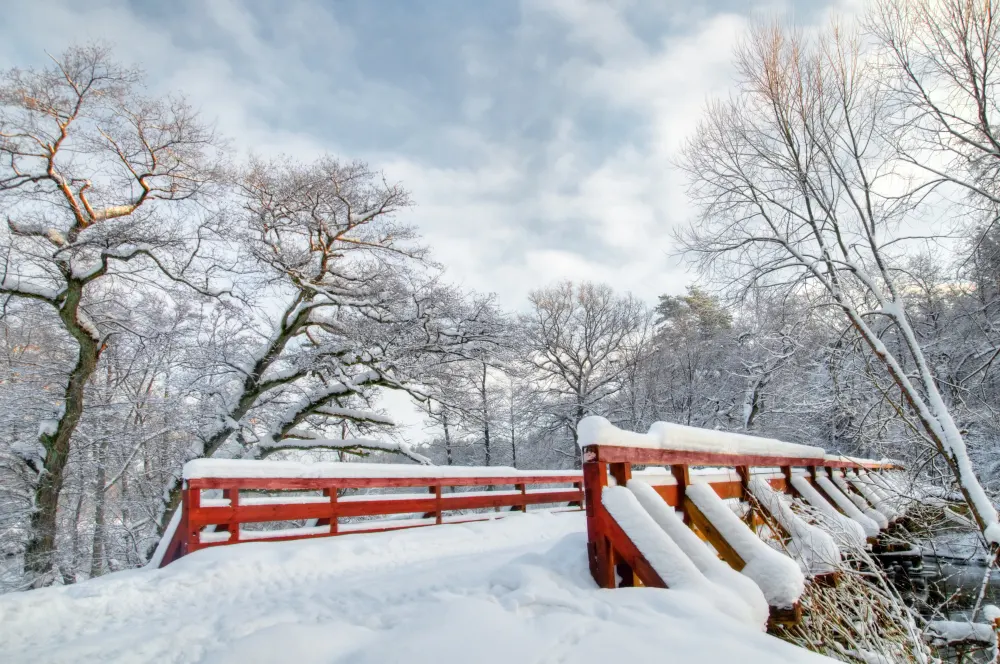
[586,446,827,469]
[583,460,613,588]
[167,444,895,571]
[219,489,238,542]
[159,514,187,567]
[187,490,585,527]
[513,484,527,512]
[609,462,631,486]
[568,481,583,508]
[670,464,691,523]
[780,466,794,496]
[433,485,443,524]
[207,507,582,545]
[164,469,586,566]
[315,488,338,531]
[652,484,679,506]
[185,484,201,556]
[584,445,897,472]
[600,508,667,589]
[708,480,743,501]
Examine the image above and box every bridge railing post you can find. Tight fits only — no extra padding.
[184,482,200,557]
[671,464,691,524]
[582,447,615,589]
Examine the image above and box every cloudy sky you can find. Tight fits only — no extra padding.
[0,0,861,311]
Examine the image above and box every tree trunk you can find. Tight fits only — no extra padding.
[509,405,517,470]
[89,438,108,579]
[24,280,102,585]
[443,411,453,466]
[572,404,585,469]
[68,469,86,577]
[480,362,491,467]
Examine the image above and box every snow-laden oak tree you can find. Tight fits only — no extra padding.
[680,17,1000,546]
[0,45,224,582]
[155,156,507,542]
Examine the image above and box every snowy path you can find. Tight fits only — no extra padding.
[0,512,832,663]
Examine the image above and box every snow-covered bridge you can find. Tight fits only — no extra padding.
[0,512,833,663]
[0,419,928,663]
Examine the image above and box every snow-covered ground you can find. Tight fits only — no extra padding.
[0,512,833,663]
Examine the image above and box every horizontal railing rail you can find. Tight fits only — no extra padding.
[160,465,583,567]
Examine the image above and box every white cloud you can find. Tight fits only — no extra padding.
[0,0,852,314]
[0,0,858,439]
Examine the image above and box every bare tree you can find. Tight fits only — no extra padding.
[0,45,223,583]
[680,20,1000,544]
[871,0,1000,211]
[520,281,650,466]
[418,302,516,468]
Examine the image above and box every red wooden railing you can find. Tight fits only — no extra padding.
[159,463,583,567]
[582,443,899,600]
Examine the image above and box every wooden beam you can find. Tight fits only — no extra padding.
[600,509,667,589]
[684,496,747,572]
[609,462,632,487]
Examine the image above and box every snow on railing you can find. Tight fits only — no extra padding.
[789,473,868,550]
[601,485,764,628]
[831,471,888,530]
[747,478,840,576]
[815,474,881,538]
[183,459,581,480]
[579,416,825,460]
[686,482,805,610]
[627,480,771,627]
[578,416,902,627]
[160,461,583,567]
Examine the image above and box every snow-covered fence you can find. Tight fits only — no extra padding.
[578,417,901,627]
[159,460,583,566]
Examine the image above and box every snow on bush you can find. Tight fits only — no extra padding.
[626,480,770,629]
[924,620,996,647]
[685,483,805,609]
[747,478,840,576]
